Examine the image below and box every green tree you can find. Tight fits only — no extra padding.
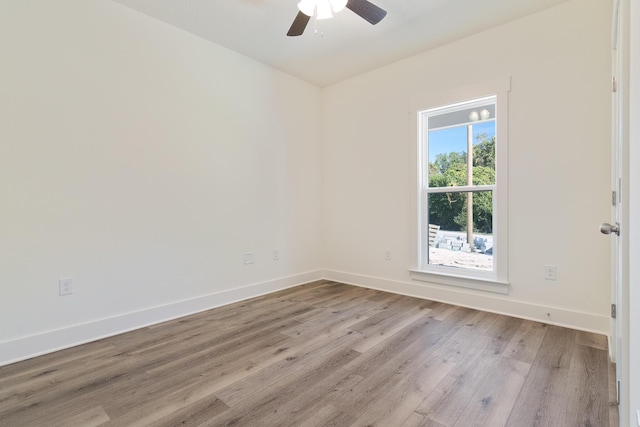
[472,136,495,169]
[433,151,467,175]
[428,165,467,230]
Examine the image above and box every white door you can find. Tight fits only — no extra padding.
[603,0,624,406]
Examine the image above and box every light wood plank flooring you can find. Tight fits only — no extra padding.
[0,281,618,426]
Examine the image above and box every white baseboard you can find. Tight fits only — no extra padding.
[1,269,609,367]
[0,270,324,367]
[323,269,610,336]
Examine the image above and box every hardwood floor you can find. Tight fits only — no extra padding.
[0,281,618,426]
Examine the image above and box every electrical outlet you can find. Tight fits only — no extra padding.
[384,249,392,261]
[273,249,279,261]
[543,265,557,281]
[244,252,254,265]
[59,277,73,296]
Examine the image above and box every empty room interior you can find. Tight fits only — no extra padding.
[1,0,639,426]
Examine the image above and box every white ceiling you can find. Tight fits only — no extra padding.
[112,0,572,87]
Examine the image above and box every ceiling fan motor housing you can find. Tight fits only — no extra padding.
[298,0,348,19]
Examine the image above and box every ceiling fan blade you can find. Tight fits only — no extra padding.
[346,0,387,25]
[287,11,311,36]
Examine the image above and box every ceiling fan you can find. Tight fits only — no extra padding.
[287,0,387,36]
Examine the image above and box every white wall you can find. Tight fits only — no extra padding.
[322,0,612,333]
[0,0,323,365]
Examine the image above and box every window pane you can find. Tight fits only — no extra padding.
[426,191,493,272]
[428,126,468,188]
[471,132,496,182]
[427,106,496,188]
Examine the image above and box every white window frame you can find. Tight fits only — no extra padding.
[409,78,510,294]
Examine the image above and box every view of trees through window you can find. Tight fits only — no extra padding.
[423,97,496,272]
[428,135,495,233]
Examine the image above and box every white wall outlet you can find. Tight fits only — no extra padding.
[244,252,254,265]
[384,249,392,261]
[59,277,73,296]
[544,265,557,281]
[273,249,279,261]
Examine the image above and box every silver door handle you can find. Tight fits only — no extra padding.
[600,222,620,236]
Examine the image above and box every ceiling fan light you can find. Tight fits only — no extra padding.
[316,0,334,19]
[329,0,348,13]
[297,0,316,17]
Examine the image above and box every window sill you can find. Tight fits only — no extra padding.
[409,269,509,294]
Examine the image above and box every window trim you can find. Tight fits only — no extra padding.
[409,77,511,293]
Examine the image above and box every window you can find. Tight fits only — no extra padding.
[410,80,509,293]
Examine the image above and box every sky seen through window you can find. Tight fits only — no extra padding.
[428,121,495,163]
